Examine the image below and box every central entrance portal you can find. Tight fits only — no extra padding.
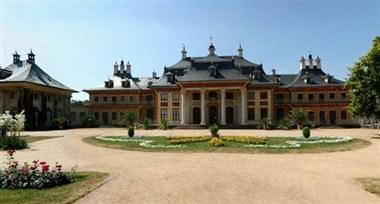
[209,106,218,124]
[226,107,234,124]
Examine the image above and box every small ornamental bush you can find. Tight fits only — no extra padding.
[143,118,152,130]
[81,115,97,127]
[278,117,292,130]
[160,118,168,130]
[128,126,135,137]
[259,118,269,130]
[302,126,311,138]
[53,116,69,129]
[0,136,27,150]
[0,150,74,189]
[209,124,219,137]
[208,137,224,147]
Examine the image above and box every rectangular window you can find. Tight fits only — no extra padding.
[112,112,117,120]
[34,93,39,100]
[121,96,126,103]
[260,108,268,119]
[47,95,51,102]
[172,92,180,101]
[160,108,168,119]
[297,94,304,101]
[275,93,284,100]
[319,93,325,101]
[260,92,268,100]
[172,108,180,121]
[10,92,17,99]
[247,91,255,100]
[308,94,314,101]
[341,110,347,120]
[94,96,99,102]
[112,96,117,104]
[129,96,135,102]
[226,92,234,100]
[248,108,255,120]
[103,96,108,103]
[94,112,99,120]
[192,93,200,100]
[329,93,336,100]
[161,92,168,101]
[308,111,315,121]
[70,112,77,121]
[341,93,347,99]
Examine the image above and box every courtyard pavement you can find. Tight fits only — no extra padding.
[1,128,380,204]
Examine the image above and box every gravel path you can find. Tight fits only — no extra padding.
[1,128,379,204]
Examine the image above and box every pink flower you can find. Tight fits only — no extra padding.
[42,165,49,173]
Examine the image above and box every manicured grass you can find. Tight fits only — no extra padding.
[356,178,380,198]
[0,172,109,204]
[83,136,370,154]
[21,135,62,143]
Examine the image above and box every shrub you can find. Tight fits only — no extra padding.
[208,137,224,147]
[53,116,69,129]
[128,126,135,137]
[302,126,311,138]
[222,136,267,144]
[143,118,152,130]
[80,115,97,127]
[278,117,292,130]
[302,121,313,128]
[290,109,306,129]
[209,124,219,137]
[259,118,269,130]
[0,136,28,150]
[0,150,74,189]
[160,118,168,130]
[169,136,211,144]
[119,111,136,127]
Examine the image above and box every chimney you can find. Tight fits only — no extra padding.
[299,56,306,70]
[315,56,321,69]
[120,60,125,75]
[181,45,187,59]
[126,61,131,76]
[272,68,276,76]
[27,50,35,64]
[208,43,216,56]
[152,71,157,79]
[307,54,313,68]
[113,61,119,75]
[13,51,20,64]
[237,43,243,58]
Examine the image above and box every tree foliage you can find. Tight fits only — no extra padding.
[346,36,380,119]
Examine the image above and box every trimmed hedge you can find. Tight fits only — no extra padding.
[222,136,267,145]
[169,136,211,144]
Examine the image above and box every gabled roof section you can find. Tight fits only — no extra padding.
[0,61,76,92]
[85,75,159,91]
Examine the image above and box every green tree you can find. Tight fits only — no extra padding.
[119,111,136,127]
[347,36,380,119]
[290,109,306,129]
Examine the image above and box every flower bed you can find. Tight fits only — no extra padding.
[169,136,212,144]
[95,136,184,148]
[0,150,73,189]
[221,136,267,145]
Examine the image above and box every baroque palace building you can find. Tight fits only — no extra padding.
[0,51,76,130]
[85,43,354,127]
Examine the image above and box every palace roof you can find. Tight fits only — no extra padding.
[0,58,76,92]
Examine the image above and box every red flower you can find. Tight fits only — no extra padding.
[42,165,50,173]
[39,161,47,165]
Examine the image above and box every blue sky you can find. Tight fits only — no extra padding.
[1,0,379,100]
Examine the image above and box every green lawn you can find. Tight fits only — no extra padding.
[83,136,370,154]
[0,172,109,204]
[356,178,380,198]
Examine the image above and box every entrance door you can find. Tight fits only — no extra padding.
[276,108,285,121]
[329,110,336,125]
[319,111,326,125]
[226,107,234,124]
[102,112,109,125]
[146,108,153,120]
[193,107,200,124]
[209,106,218,124]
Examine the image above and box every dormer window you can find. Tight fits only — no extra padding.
[323,74,332,83]
[208,64,217,77]
[166,72,175,83]
[105,80,114,88]
[121,80,130,88]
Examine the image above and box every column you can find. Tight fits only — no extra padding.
[221,88,226,125]
[241,88,247,125]
[201,89,206,125]
[180,89,186,125]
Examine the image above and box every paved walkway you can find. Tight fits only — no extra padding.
[1,128,380,204]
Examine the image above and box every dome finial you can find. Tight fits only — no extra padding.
[238,42,243,57]
[181,43,187,59]
[208,37,216,56]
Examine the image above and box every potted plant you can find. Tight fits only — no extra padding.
[128,126,135,138]
[209,123,219,137]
